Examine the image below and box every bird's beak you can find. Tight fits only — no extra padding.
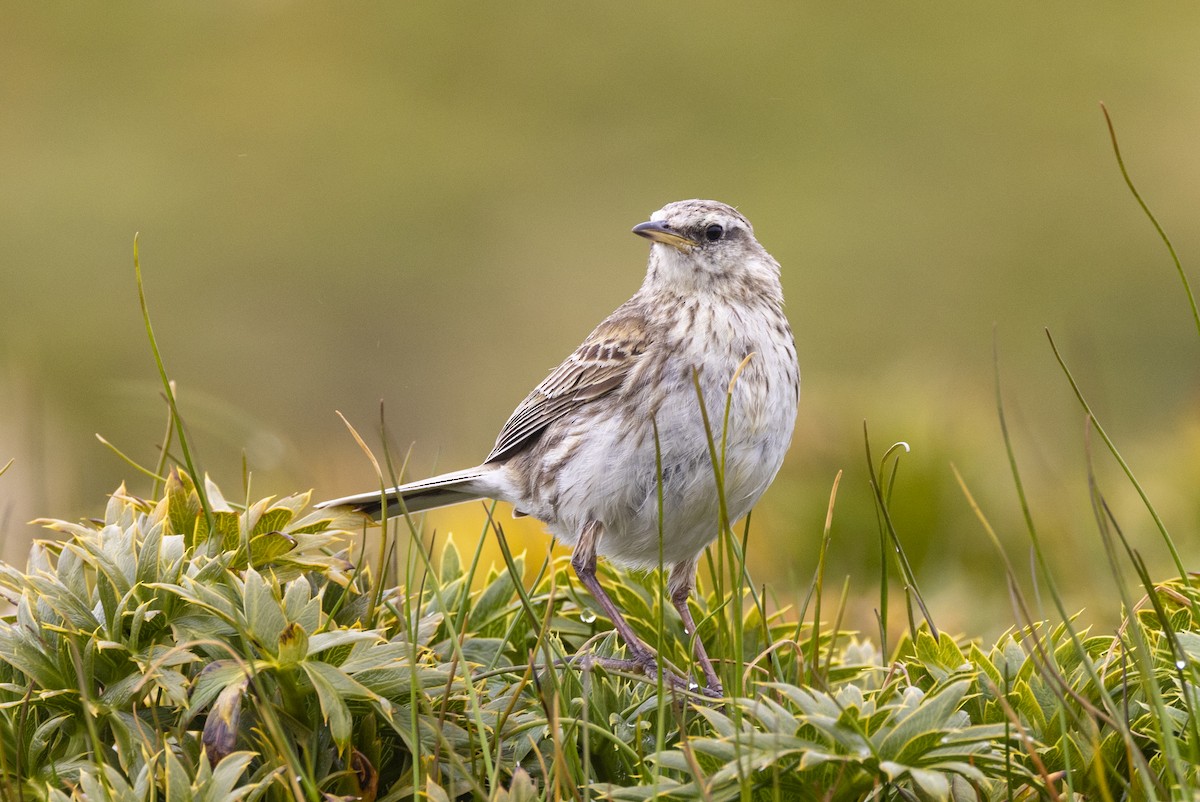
[632,220,696,250]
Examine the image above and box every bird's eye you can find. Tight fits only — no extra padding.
[704,224,724,242]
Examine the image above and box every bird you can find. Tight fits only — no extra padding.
[317,199,799,696]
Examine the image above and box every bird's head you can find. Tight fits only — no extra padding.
[632,199,781,298]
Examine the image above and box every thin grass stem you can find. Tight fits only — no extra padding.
[1045,329,1194,612]
[1100,103,1200,340]
[132,235,210,527]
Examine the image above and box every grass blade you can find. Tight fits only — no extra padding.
[1100,103,1200,340]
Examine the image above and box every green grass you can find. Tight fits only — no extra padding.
[0,457,1196,800]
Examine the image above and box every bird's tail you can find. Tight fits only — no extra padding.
[314,466,493,521]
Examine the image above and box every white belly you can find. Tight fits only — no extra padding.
[537,330,798,569]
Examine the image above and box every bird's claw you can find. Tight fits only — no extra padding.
[571,651,723,701]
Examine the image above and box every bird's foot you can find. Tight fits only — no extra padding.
[629,651,686,690]
[629,650,724,699]
[576,653,688,692]
[570,650,723,701]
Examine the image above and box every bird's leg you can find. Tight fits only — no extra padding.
[668,559,723,697]
[571,520,655,667]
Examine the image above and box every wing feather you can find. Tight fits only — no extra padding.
[485,306,651,463]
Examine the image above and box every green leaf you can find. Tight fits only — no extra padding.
[303,660,377,750]
[425,778,451,802]
[353,664,451,700]
[204,475,234,512]
[212,511,241,553]
[467,560,521,632]
[136,518,167,586]
[915,629,970,680]
[797,748,841,769]
[243,568,287,653]
[277,622,309,667]
[1012,678,1047,733]
[282,576,321,632]
[491,767,539,802]
[991,634,1029,682]
[27,714,72,766]
[307,629,382,657]
[188,661,248,719]
[248,531,297,567]
[876,680,969,760]
[936,631,968,671]
[908,766,951,800]
[198,751,257,802]
[99,670,146,709]
[252,506,295,537]
[1176,630,1200,662]
[166,469,202,547]
[0,621,68,688]
[162,742,194,802]
[688,739,738,763]
[915,629,940,662]
[746,695,799,734]
[80,765,137,802]
[440,535,462,583]
[969,643,1004,695]
[25,573,100,632]
[694,705,737,738]
[338,639,414,672]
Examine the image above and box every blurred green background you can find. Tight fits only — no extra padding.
[2,4,1198,638]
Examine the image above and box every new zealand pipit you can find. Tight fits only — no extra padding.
[318,200,799,695]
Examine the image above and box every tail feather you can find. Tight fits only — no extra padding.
[315,466,492,521]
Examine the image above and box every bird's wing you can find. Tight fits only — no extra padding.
[485,307,651,463]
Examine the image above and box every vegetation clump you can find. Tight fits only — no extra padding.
[0,467,1196,800]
